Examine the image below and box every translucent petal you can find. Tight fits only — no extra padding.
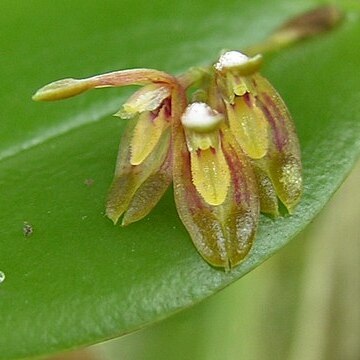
[251,160,279,216]
[106,119,171,224]
[226,94,269,159]
[130,105,169,165]
[253,74,303,212]
[268,153,302,213]
[173,122,259,269]
[116,84,171,119]
[122,147,172,226]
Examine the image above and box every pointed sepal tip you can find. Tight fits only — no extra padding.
[32,78,93,101]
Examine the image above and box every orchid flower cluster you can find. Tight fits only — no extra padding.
[33,50,302,269]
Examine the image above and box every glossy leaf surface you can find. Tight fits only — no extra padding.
[0,1,359,359]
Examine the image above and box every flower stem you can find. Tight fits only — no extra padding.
[246,5,344,56]
[179,5,344,88]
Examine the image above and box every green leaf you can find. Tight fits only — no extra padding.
[0,1,359,359]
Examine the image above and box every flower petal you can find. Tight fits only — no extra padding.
[115,84,171,119]
[254,74,303,212]
[129,104,170,166]
[173,122,259,269]
[190,141,231,206]
[251,160,279,216]
[267,152,302,214]
[106,118,171,224]
[226,93,269,159]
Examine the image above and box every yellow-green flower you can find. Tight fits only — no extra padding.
[30,5,350,269]
[214,51,302,215]
[32,50,302,269]
[32,69,178,227]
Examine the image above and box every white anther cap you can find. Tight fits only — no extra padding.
[181,102,223,133]
[214,51,250,71]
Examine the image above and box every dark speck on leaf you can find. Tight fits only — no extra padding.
[23,222,33,237]
[84,178,95,187]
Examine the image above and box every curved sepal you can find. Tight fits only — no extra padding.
[106,118,171,224]
[32,69,177,101]
[122,144,172,226]
[251,160,279,216]
[254,74,303,212]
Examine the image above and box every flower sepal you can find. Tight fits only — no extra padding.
[106,117,172,226]
[174,102,260,269]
